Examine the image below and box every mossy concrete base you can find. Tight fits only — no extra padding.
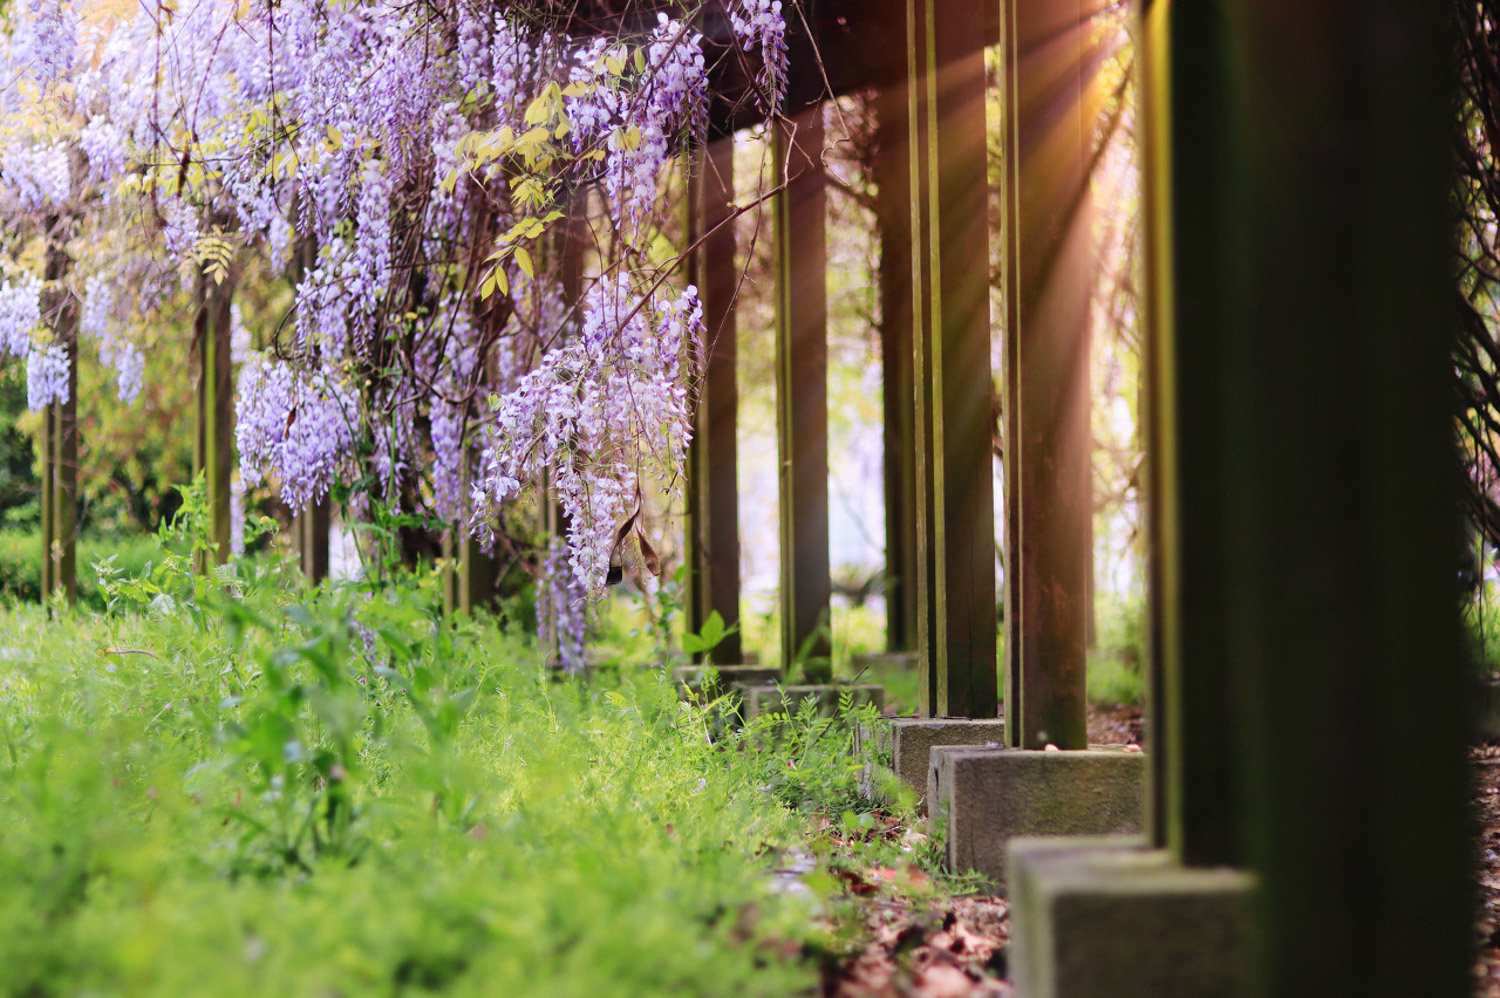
[928,746,1145,893]
[741,683,885,721]
[1007,837,1255,997]
[672,665,782,698]
[861,717,1007,810]
[851,651,918,672]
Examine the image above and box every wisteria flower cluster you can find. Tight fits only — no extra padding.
[25,340,68,410]
[0,0,789,651]
[236,357,358,513]
[537,536,589,674]
[473,276,701,591]
[0,274,74,412]
[565,15,709,233]
[81,276,143,403]
[730,0,790,114]
[1,142,70,211]
[0,275,41,358]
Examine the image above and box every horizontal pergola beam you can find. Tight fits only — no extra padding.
[524,1,1001,138]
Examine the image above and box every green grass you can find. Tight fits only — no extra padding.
[0,520,951,996]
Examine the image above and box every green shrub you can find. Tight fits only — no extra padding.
[0,530,181,610]
[0,549,840,996]
[1088,592,1146,705]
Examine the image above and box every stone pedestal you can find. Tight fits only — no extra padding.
[850,651,918,672]
[740,683,885,722]
[1007,837,1255,998]
[928,746,1144,892]
[862,717,1007,810]
[673,664,781,697]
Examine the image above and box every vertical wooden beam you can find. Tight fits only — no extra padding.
[458,537,497,616]
[1145,0,1469,989]
[774,107,832,680]
[876,52,918,655]
[39,396,53,599]
[56,331,76,603]
[1217,0,1468,992]
[1000,0,1093,748]
[907,0,998,716]
[442,531,457,616]
[194,276,234,567]
[457,390,499,614]
[1138,0,1238,864]
[686,137,744,664]
[41,229,77,603]
[299,498,331,583]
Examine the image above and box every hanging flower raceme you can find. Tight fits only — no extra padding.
[0,275,42,357]
[25,341,69,410]
[81,275,143,404]
[0,142,71,210]
[730,0,789,114]
[538,535,589,674]
[472,276,702,592]
[236,356,358,513]
[564,15,708,233]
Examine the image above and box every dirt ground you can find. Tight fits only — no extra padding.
[1472,744,1500,995]
[822,704,1143,997]
[828,709,1500,997]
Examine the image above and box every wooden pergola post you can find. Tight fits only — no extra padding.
[774,107,833,679]
[40,226,77,604]
[1000,0,1094,748]
[875,39,918,655]
[40,392,53,599]
[1138,0,1471,990]
[298,499,331,584]
[1138,0,1237,867]
[907,0,997,716]
[685,136,744,664]
[194,274,235,567]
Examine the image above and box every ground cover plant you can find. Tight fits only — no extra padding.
[0,511,1000,996]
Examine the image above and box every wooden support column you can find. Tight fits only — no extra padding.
[774,107,832,679]
[1138,0,1237,866]
[298,499,331,583]
[1141,0,1470,991]
[876,48,918,655]
[41,228,77,604]
[907,0,997,716]
[39,392,53,599]
[457,404,498,614]
[1000,0,1094,748]
[686,136,744,664]
[194,275,235,567]
[289,236,330,583]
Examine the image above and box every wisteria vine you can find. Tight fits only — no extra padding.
[0,0,791,651]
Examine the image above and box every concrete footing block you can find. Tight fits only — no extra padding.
[1007,837,1255,998]
[929,746,1145,892]
[850,651,918,672]
[741,684,885,722]
[672,664,781,697]
[861,718,1007,809]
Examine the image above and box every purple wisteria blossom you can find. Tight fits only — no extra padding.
[0,275,41,357]
[25,341,69,410]
[730,0,789,114]
[472,276,701,591]
[538,536,589,674]
[237,356,358,513]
